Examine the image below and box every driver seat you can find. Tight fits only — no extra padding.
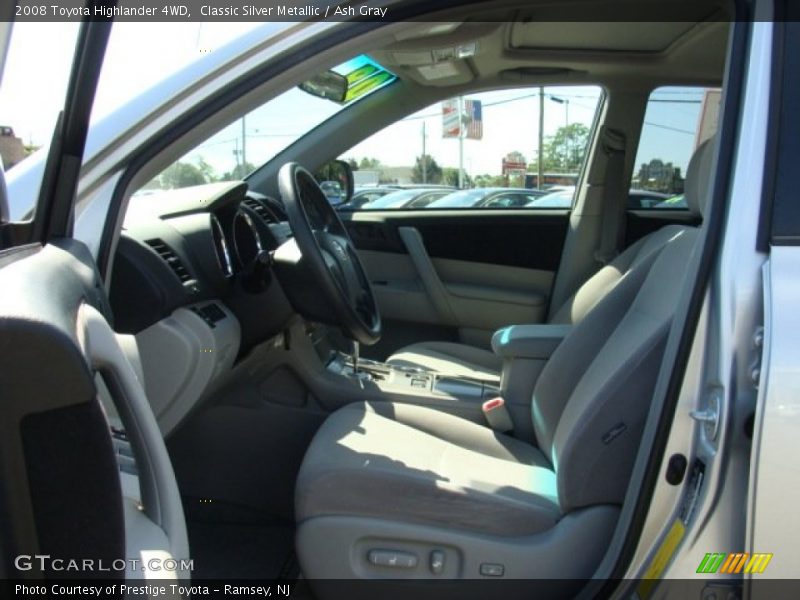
[294,140,714,587]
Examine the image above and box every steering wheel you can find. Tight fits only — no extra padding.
[278,162,381,345]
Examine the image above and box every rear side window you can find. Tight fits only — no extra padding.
[631,86,720,210]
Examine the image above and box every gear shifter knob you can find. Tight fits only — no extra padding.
[351,339,360,374]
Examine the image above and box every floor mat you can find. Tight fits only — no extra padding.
[187,521,297,580]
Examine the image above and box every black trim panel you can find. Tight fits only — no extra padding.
[768,12,800,245]
[625,210,702,248]
[344,211,570,272]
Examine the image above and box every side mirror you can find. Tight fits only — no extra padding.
[314,160,353,208]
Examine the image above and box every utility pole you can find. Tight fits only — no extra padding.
[422,121,427,184]
[458,95,465,189]
[537,87,544,189]
[549,96,570,171]
[241,115,247,171]
[564,100,570,171]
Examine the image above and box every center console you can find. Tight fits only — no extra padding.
[326,352,501,402]
[314,323,571,440]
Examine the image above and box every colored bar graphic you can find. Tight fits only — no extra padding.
[696,552,773,574]
[696,553,726,573]
[744,553,773,574]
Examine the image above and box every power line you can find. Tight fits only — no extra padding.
[643,121,694,135]
[399,91,601,121]
[401,95,693,137]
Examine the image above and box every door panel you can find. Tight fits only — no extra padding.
[0,241,124,577]
[0,239,190,578]
[342,210,569,351]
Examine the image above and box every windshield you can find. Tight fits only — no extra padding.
[141,55,396,193]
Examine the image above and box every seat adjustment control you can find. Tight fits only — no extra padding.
[430,550,445,574]
[480,562,505,577]
[368,549,418,569]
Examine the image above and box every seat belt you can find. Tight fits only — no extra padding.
[594,127,627,265]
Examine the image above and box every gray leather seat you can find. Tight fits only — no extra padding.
[295,139,714,582]
[386,141,713,380]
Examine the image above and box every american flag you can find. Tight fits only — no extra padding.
[464,99,483,140]
[442,98,483,140]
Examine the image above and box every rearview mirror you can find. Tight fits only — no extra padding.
[314,160,353,208]
[299,71,348,103]
[298,57,397,105]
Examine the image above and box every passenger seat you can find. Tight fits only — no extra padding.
[386,138,715,380]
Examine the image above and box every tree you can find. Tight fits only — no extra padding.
[474,174,506,188]
[358,157,382,169]
[222,161,256,181]
[530,123,590,173]
[195,157,218,183]
[442,167,471,188]
[159,161,210,189]
[411,154,442,184]
[157,157,219,189]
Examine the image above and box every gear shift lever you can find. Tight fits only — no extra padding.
[351,340,360,375]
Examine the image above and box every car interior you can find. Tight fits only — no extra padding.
[0,1,735,597]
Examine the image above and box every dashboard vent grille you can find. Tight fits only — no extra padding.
[242,198,277,223]
[145,239,193,283]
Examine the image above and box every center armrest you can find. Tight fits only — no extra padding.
[491,324,572,359]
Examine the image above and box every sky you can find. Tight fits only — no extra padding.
[0,22,707,181]
[0,22,261,147]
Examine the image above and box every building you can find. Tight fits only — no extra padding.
[377,166,414,185]
[634,159,684,194]
[0,126,26,169]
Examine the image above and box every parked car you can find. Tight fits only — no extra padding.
[341,185,399,209]
[526,187,576,208]
[426,187,547,209]
[362,187,451,209]
[654,194,688,209]
[627,188,671,209]
[319,180,344,205]
[527,188,674,209]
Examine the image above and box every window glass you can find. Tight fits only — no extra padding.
[139,56,396,193]
[1,22,266,220]
[631,86,721,209]
[339,86,603,210]
[0,23,80,220]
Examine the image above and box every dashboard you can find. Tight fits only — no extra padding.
[110,181,299,435]
[113,181,295,340]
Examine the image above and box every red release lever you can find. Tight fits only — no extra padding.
[482,397,505,412]
[481,396,513,432]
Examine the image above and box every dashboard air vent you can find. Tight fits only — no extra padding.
[145,238,193,283]
[242,197,278,223]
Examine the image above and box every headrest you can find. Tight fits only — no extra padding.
[684,136,715,217]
